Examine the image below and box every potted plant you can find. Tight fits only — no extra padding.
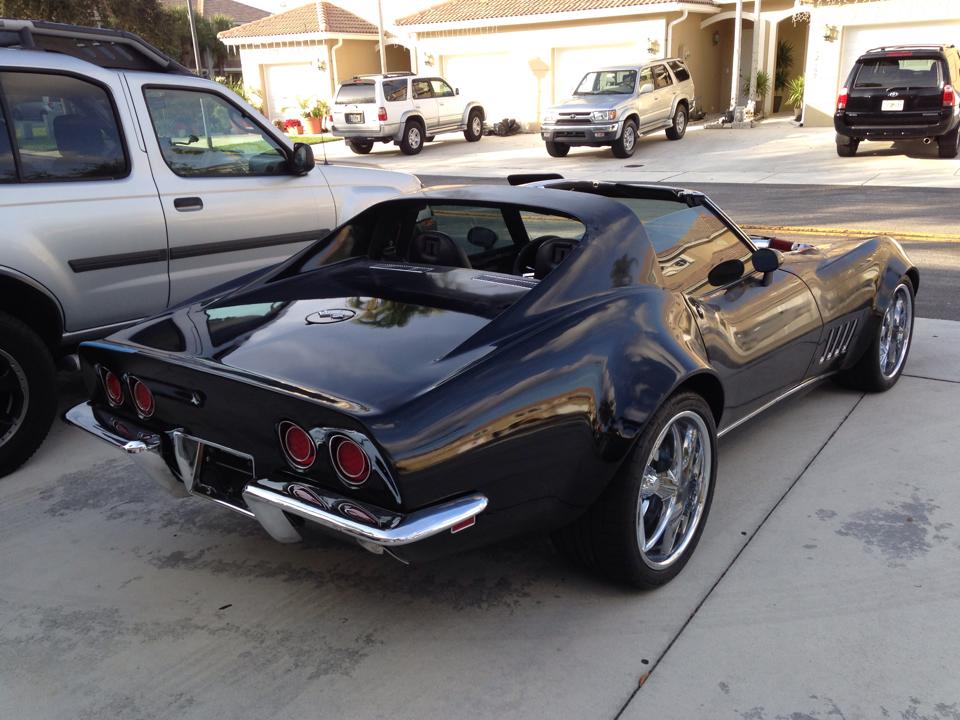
[773,40,794,113]
[303,100,330,134]
[786,75,805,122]
[283,118,303,135]
[742,70,771,116]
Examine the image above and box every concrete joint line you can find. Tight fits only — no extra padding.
[611,394,866,720]
[903,373,960,385]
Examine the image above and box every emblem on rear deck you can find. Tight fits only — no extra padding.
[305,308,356,325]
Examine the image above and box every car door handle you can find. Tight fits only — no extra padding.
[174,197,203,212]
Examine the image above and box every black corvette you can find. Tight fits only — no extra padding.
[67,179,918,588]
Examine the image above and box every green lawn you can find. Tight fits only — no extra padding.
[295,134,342,145]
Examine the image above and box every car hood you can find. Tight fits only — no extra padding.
[549,94,628,113]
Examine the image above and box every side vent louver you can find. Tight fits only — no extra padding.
[820,318,858,364]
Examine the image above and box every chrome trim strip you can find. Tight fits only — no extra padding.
[242,483,488,547]
[718,374,834,439]
[840,318,858,354]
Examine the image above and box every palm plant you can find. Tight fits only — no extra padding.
[775,41,794,92]
[786,75,805,120]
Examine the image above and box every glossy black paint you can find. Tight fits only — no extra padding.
[75,182,918,560]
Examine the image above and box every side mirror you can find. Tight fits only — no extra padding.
[752,247,784,286]
[288,142,315,175]
[639,82,655,95]
[455,87,460,95]
[708,258,745,286]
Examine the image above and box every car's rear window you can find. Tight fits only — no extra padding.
[336,83,376,104]
[853,57,942,88]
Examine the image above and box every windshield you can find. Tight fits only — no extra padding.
[336,83,376,104]
[853,57,942,88]
[574,70,637,95]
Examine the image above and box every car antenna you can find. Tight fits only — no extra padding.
[319,132,330,166]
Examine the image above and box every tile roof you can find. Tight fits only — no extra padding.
[396,0,715,26]
[160,0,269,24]
[219,2,378,39]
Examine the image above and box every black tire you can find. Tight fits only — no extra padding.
[463,109,483,142]
[346,138,373,155]
[937,127,959,158]
[665,104,688,141]
[836,135,859,157]
[545,141,570,157]
[612,119,638,158]
[839,276,915,392]
[0,312,57,478]
[553,391,717,588]
[399,120,424,155]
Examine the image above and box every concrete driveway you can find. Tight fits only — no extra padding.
[0,319,957,720]
[320,116,960,188]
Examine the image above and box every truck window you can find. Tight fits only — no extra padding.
[336,82,376,104]
[668,61,691,82]
[653,65,673,90]
[0,111,14,182]
[382,79,407,102]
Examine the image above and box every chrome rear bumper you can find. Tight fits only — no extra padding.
[64,402,487,552]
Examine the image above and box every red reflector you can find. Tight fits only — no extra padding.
[944,84,956,107]
[450,516,476,534]
[131,378,155,417]
[330,435,370,485]
[837,87,848,111]
[884,51,914,57]
[377,106,388,121]
[280,421,316,469]
[103,370,123,406]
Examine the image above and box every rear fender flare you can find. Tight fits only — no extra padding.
[461,102,485,125]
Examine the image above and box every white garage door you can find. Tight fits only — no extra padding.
[553,44,637,101]
[441,53,520,122]
[263,63,315,120]
[840,21,960,86]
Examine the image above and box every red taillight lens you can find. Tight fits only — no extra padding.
[943,84,956,107]
[330,435,370,485]
[130,378,155,418]
[377,106,388,121]
[103,370,123,406]
[837,87,848,111]
[279,421,316,469]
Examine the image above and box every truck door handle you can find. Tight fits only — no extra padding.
[174,196,203,212]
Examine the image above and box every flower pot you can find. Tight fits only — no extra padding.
[794,107,802,121]
[773,95,783,113]
[305,116,322,134]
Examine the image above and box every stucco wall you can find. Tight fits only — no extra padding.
[669,12,724,113]
[237,42,332,104]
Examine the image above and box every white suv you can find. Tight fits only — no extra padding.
[331,73,485,155]
[0,19,420,477]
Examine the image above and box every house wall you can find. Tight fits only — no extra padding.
[776,15,807,94]
[803,0,959,126]
[669,11,724,113]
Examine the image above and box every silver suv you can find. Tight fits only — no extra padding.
[541,59,696,158]
[0,20,420,477]
[331,72,485,155]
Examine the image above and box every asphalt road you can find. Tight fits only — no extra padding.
[419,177,960,321]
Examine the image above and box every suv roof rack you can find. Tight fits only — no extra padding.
[0,18,193,75]
[352,71,415,80]
[864,44,955,54]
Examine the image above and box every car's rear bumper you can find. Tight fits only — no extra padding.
[65,402,487,555]
[835,111,959,140]
[331,121,402,141]
[541,122,620,145]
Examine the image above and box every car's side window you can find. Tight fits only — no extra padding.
[430,79,455,98]
[0,71,127,182]
[644,205,752,292]
[143,88,288,177]
[0,110,15,182]
[382,79,408,102]
[668,61,691,82]
[412,79,434,99]
[518,210,585,241]
[638,66,655,89]
[418,204,513,257]
[654,65,673,90]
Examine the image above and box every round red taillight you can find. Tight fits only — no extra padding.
[103,370,123,406]
[330,435,370,485]
[131,378,155,418]
[280,421,316,469]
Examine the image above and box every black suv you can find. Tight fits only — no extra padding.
[835,44,960,158]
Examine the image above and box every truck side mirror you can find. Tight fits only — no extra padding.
[288,142,315,175]
[455,87,460,95]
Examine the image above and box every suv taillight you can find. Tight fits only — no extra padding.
[943,84,956,107]
[837,87,848,111]
[378,106,388,122]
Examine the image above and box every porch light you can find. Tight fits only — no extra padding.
[823,25,839,43]
[647,39,661,56]
[423,52,434,67]
[315,58,327,71]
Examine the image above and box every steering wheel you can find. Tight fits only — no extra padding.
[513,235,561,276]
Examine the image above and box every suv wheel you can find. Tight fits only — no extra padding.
[937,126,959,159]
[545,141,570,157]
[612,119,638,158]
[0,312,57,478]
[836,135,859,157]
[464,109,483,142]
[665,104,688,141]
[400,121,424,155]
[346,138,374,155]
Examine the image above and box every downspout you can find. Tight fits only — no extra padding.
[330,37,344,98]
[666,10,688,58]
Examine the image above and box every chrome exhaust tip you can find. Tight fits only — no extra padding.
[922,137,933,145]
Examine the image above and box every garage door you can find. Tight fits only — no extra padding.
[441,53,520,122]
[840,21,960,85]
[263,63,315,120]
[553,44,637,101]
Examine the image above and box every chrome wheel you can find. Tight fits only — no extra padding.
[676,110,686,135]
[623,125,636,152]
[879,283,913,379]
[408,126,421,150]
[471,115,482,136]
[637,410,711,569]
[0,348,29,448]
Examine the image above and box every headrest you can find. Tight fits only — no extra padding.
[467,226,498,250]
[534,237,576,279]
[408,230,472,269]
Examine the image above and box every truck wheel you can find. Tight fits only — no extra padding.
[0,312,57,478]
[665,104,688,140]
[399,121,424,155]
[463,109,483,142]
[937,127,959,158]
[612,119,638,158]
[836,136,859,157]
[346,138,373,155]
[545,141,570,157]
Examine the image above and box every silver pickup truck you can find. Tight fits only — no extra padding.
[540,59,696,158]
[0,20,420,477]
